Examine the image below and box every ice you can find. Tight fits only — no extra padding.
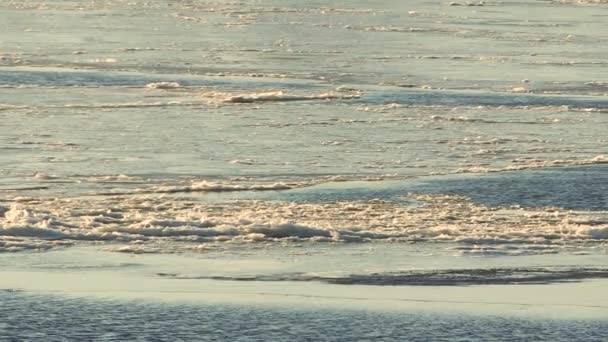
[203,91,360,103]
[95,180,298,196]
[455,155,608,174]
[0,187,606,253]
[145,82,181,89]
[161,266,608,286]
[0,0,607,257]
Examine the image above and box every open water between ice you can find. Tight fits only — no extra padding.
[1,292,607,342]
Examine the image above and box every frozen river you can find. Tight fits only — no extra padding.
[1,0,607,340]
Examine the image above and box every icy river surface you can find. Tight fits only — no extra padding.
[1,0,608,340]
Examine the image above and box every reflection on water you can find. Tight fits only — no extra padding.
[0,292,606,341]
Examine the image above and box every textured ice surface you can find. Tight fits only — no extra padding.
[1,0,607,255]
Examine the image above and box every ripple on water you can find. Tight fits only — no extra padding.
[0,292,607,341]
